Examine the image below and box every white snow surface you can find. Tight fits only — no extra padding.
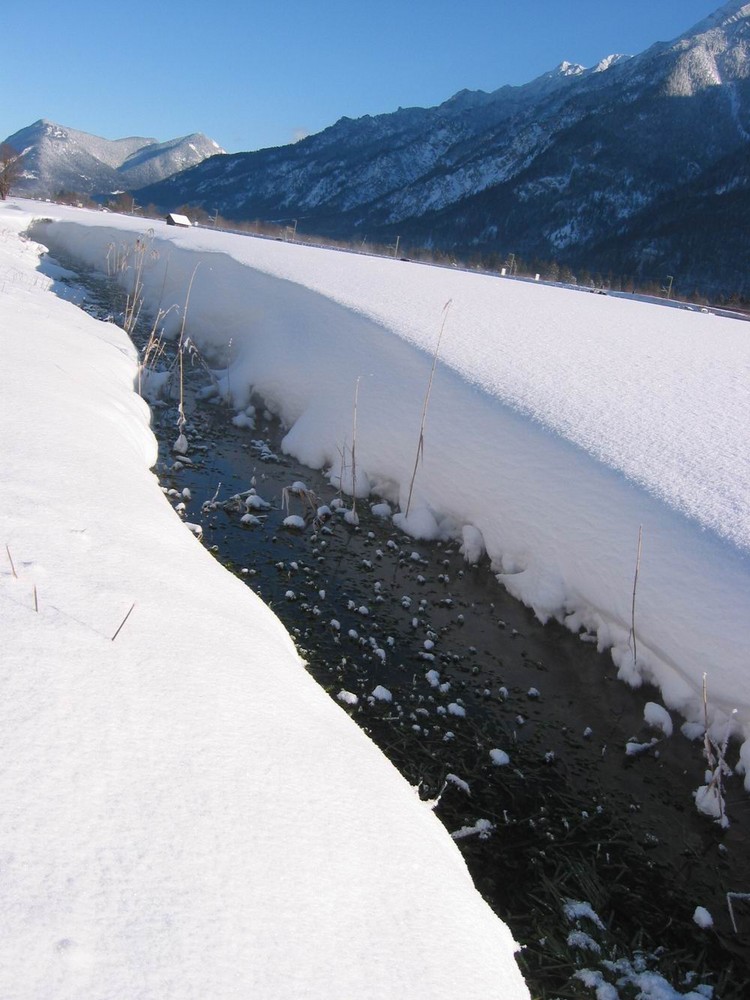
[0,204,529,996]
[8,205,750,757]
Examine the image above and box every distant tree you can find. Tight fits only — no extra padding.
[54,189,96,209]
[0,143,23,200]
[141,203,162,220]
[107,192,136,214]
[545,260,560,282]
[176,204,211,226]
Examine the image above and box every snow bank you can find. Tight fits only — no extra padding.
[16,203,750,769]
[0,206,529,996]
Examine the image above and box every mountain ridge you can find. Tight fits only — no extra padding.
[131,0,750,298]
[7,2,750,297]
[3,119,224,199]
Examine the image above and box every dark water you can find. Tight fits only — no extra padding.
[156,387,750,995]
[58,258,750,998]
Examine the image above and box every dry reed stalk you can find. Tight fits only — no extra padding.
[5,544,17,578]
[176,263,201,431]
[351,376,361,514]
[700,672,734,828]
[335,443,349,501]
[111,602,135,642]
[137,302,179,394]
[405,299,452,517]
[727,892,750,934]
[225,337,234,404]
[124,235,149,334]
[629,524,643,669]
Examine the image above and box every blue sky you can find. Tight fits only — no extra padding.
[3,1,722,152]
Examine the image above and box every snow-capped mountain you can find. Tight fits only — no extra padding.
[137,0,750,297]
[3,120,224,199]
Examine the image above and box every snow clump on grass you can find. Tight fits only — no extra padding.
[460,524,486,564]
[283,514,306,530]
[446,773,471,795]
[337,690,359,706]
[625,738,659,756]
[232,405,256,429]
[451,818,494,841]
[567,930,601,954]
[393,506,440,540]
[694,782,730,827]
[563,900,606,929]
[173,431,189,455]
[573,970,618,1000]
[644,701,673,737]
[371,685,392,702]
[245,492,271,511]
[692,906,713,929]
[681,721,706,741]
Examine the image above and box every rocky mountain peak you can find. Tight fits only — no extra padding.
[2,120,224,198]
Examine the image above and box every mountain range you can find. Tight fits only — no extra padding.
[135,0,750,299]
[4,1,749,298]
[3,120,223,199]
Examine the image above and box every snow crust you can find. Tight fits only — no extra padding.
[23,204,750,775]
[0,204,529,997]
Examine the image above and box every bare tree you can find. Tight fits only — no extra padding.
[0,144,23,200]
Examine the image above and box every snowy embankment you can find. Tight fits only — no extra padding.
[0,205,529,996]
[26,204,750,772]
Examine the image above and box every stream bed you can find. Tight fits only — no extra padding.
[60,255,750,998]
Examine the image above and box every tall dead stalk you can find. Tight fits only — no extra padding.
[123,231,156,335]
[629,524,643,670]
[5,544,17,578]
[111,602,136,642]
[405,299,452,517]
[137,305,176,395]
[176,263,201,434]
[700,672,733,828]
[350,376,361,515]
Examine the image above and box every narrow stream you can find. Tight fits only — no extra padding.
[56,255,750,998]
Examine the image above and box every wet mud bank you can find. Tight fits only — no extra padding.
[65,259,750,997]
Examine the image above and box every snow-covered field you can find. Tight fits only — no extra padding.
[25,205,750,750]
[2,194,748,992]
[0,203,530,996]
